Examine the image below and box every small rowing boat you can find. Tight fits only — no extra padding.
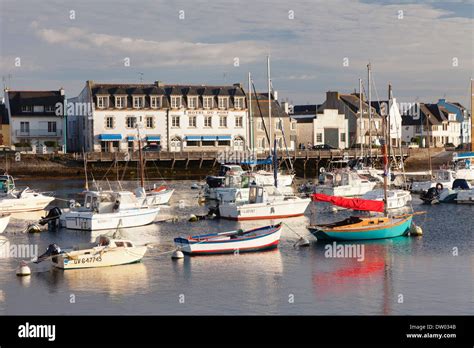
[174,223,282,255]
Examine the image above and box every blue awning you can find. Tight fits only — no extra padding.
[127,136,136,141]
[147,135,161,141]
[99,134,122,141]
[186,136,202,141]
[201,136,217,141]
[217,135,232,141]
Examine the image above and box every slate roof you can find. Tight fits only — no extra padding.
[6,90,64,117]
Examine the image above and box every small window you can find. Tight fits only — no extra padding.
[150,96,161,108]
[171,96,182,109]
[105,116,114,129]
[218,140,231,146]
[115,96,126,108]
[115,241,125,247]
[235,116,243,128]
[126,116,137,128]
[21,105,33,112]
[219,116,227,128]
[45,105,55,112]
[133,96,144,108]
[202,140,214,146]
[188,116,197,127]
[146,116,154,128]
[341,133,346,142]
[204,116,212,128]
[125,242,133,247]
[186,140,199,147]
[97,96,108,108]
[218,97,229,109]
[48,122,57,133]
[187,96,197,109]
[171,116,180,128]
[234,97,243,109]
[316,133,323,142]
[203,97,213,109]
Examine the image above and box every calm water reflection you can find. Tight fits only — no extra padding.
[0,178,472,315]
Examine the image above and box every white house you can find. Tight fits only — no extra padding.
[68,81,248,153]
[4,89,66,152]
[313,109,349,149]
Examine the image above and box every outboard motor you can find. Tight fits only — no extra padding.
[420,187,441,204]
[39,207,62,231]
[35,243,61,264]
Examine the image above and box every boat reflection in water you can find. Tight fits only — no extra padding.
[311,237,414,315]
[61,262,150,296]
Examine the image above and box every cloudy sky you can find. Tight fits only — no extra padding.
[0,0,472,106]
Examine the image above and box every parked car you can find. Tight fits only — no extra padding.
[444,143,456,151]
[142,144,162,152]
[312,144,336,150]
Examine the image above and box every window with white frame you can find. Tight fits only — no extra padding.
[187,96,197,109]
[48,121,57,133]
[341,133,346,142]
[234,97,244,109]
[45,105,55,112]
[171,96,182,109]
[290,121,297,131]
[105,116,114,129]
[257,121,264,130]
[33,105,44,113]
[97,96,108,109]
[316,133,323,142]
[150,96,161,108]
[115,96,126,108]
[21,105,33,112]
[133,96,144,108]
[218,97,229,109]
[219,115,227,127]
[188,116,197,128]
[235,115,243,128]
[146,116,154,128]
[204,116,212,128]
[20,121,30,133]
[126,116,137,128]
[171,115,180,128]
[203,97,213,109]
[275,120,282,130]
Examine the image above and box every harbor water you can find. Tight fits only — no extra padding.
[0,178,472,315]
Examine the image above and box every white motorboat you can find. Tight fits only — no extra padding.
[410,169,456,193]
[362,189,412,210]
[36,235,147,269]
[456,189,474,204]
[252,170,294,187]
[218,184,310,220]
[59,190,159,231]
[0,175,54,213]
[315,171,377,197]
[144,185,174,206]
[0,214,11,233]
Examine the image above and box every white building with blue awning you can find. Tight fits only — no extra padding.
[68,81,248,153]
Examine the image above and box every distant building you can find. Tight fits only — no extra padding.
[249,93,297,153]
[401,103,460,148]
[68,81,248,153]
[290,104,349,149]
[437,99,470,147]
[3,89,66,151]
[317,91,383,148]
[371,99,403,148]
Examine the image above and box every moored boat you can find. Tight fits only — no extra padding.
[0,214,11,233]
[0,175,54,213]
[35,236,147,269]
[174,223,282,255]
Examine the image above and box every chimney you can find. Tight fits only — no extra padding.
[281,101,289,113]
[155,81,165,88]
[233,83,242,88]
[60,87,65,96]
[326,91,340,109]
[273,90,278,101]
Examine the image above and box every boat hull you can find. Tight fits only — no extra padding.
[0,195,54,213]
[0,214,11,233]
[218,198,310,221]
[61,207,160,231]
[174,225,281,255]
[315,182,377,197]
[309,216,412,241]
[145,189,174,206]
[52,246,148,269]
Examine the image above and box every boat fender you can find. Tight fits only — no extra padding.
[410,224,423,236]
[26,223,42,234]
[172,250,184,259]
[16,261,31,276]
[188,214,198,222]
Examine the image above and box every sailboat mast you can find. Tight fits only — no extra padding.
[267,56,272,153]
[388,83,392,162]
[83,148,89,191]
[137,126,145,189]
[359,78,363,159]
[248,72,254,152]
[382,109,388,216]
[368,63,372,160]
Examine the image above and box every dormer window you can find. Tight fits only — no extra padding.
[150,96,161,109]
[21,105,33,112]
[203,96,213,109]
[115,96,126,109]
[234,97,244,109]
[171,96,182,109]
[45,105,55,112]
[133,96,144,108]
[97,96,108,109]
[187,96,197,109]
[218,96,229,109]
